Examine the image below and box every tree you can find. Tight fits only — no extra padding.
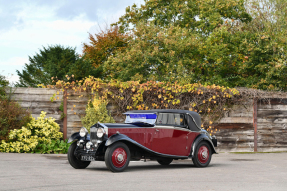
[0,74,9,99]
[236,0,287,90]
[114,0,251,35]
[16,45,98,87]
[104,0,287,90]
[82,27,130,79]
[104,23,200,82]
[105,0,252,83]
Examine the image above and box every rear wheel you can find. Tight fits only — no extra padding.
[192,141,212,167]
[68,142,91,169]
[157,158,173,165]
[105,142,130,172]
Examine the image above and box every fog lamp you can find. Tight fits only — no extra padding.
[86,141,93,149]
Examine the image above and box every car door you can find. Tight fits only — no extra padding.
[151,113,190,156]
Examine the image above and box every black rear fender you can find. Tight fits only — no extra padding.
[190,134,217,157]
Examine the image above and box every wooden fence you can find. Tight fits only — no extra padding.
[214,98,287,152]
[9,88,88,139]
[9,88,287,152]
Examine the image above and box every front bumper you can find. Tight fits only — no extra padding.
[74,140,106,161]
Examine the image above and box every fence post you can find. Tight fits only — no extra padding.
[63,89,67,140]
[253,97,258,152]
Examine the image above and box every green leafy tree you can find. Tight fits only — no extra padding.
[114,0,251,34]
[234,0,287,90]
[104,23,200,83]
[104,0,287,90]
[106,0,253,84]
[16,45,99,87]
[0,74,9,99]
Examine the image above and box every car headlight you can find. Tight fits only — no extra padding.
[97,128,105,138]
[79,127,88,137]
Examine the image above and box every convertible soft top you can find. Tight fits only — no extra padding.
[124,109,201,130]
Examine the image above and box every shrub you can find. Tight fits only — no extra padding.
[0,100,31,141]
[81,96,115,131]
[0,111,69,153]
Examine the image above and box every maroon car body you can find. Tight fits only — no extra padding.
[67,109,217,172]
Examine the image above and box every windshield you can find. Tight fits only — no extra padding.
[125,113,157,124]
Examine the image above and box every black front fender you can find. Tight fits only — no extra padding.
[67,132,90,143]
[105,134,136,147]
[190,134,217,158]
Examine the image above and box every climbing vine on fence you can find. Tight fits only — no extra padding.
[41,76,283,134]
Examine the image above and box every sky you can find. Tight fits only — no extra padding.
[0,0,143,84]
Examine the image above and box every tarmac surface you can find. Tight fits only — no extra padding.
[0,152,287,191]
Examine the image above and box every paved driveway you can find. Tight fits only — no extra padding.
[0,152,287,191]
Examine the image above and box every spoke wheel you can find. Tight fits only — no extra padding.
[192,141,212,167]
[105,142,130,172]
[68,142,91,169]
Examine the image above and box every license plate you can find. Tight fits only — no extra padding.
[81,155,95,161]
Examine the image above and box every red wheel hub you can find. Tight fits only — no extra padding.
[112,147,127,168]
[197,145,209,164]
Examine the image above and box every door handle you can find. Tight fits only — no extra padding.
[155,129,159,132]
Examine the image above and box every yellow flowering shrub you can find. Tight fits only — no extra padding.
[0,111,68,153]
[81,96,115,132]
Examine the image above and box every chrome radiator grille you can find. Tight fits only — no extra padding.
[90,127,97,143]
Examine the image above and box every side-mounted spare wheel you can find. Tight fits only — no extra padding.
[105,142,130,172]
[192,141,212,167]
[68,142,91,169]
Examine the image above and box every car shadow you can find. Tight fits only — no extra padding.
[126,163,195,172]
[44,156,224,171]
[85,165,195,172]
[85,161,223,172]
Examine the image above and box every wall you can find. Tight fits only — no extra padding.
[214,98,287,152]
[9,88,287,152]
[214,101,254,152]
[10,88,64,131]
[257,99,287,152]
[9,88,88,137]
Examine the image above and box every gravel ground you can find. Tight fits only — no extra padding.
[0,152,287,191]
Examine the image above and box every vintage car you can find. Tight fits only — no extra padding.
[67,109,217,172]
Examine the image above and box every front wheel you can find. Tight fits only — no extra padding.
[192,141,212,167]
[68,142,91,169]
[105,142,130,172]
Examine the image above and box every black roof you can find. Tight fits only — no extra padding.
[124,109,198,115]
[124,109,201,129]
